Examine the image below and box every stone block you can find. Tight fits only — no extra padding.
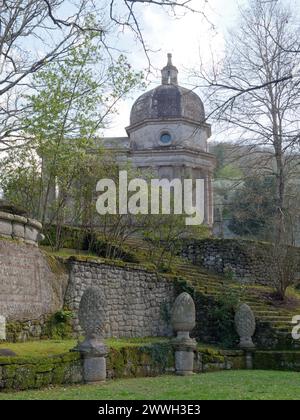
[0,211,13,237]
[24,222,39,245]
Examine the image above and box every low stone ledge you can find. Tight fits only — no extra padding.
[0,342,247,391]
[0,211,43,246]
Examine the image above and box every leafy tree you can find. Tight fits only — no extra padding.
[0,1,203,152]
[93,161,151,260]
[0,147,42,218]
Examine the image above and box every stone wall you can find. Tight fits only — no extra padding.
[0,238,68,328]
[180,238,278,285]
[0,352,82,390]
[0,237,176,341]
[64,259,175,338]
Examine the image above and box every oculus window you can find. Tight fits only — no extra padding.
[160,132,172,144]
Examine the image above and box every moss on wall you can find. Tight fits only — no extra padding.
[4,311,74,343]
[253,351,300,371]
[107,342,174,379]
[0,352,82,391]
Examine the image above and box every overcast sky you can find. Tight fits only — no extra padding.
[103,0,245,138]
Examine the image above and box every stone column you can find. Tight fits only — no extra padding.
[73,287,108,383]
[204,171,213,226]
[207,172,213,226]
[171,292,196,376]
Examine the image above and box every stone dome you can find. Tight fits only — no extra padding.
[129,54,205,126]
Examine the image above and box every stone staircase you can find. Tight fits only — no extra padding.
[124,237,300,350]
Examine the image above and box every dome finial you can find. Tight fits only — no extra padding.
[161,53,178,85]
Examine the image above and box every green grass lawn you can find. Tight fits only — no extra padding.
[0,371,299,400]
[0,338,222,359]
[0,339,77,357]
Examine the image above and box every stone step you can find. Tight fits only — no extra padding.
[182,279,224,287]
[180,272,223,279]
[189,287,220,295]
[247,306,292,315]
[175,270,216,278]
[247,305,283,312]
[254,313,293,320]
[187,284,221,293]
[178,269,220,276]
[257,320,292,327]
[127,238,300,345]
[256,316,292,322]
[175,264,206,270]
[174,270,204,276]
[254,309,295,316]
[244,301,274,305]
[175,268,220,277]
[243,301,274,307]
[176,271,212,277]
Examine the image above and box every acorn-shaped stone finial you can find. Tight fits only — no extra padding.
[171,292,196,333]
[234,303,256,349]
[78,287,107,339]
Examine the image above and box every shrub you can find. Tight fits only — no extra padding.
[211,285,243,348]
[45,310,74,340]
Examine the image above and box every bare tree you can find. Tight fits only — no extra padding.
[256,239,299,301]
[0,0,106,151]
[196,0,300,243]
[194,0,300,108]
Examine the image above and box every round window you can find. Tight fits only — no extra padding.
[160,132,172,144]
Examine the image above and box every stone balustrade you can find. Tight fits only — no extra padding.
[0,211,44,246]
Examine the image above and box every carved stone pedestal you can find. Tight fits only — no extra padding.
[245,350,254,370]
[173,335,197,376]
[76,337,107,383]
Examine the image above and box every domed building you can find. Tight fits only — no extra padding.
[102,54,215,225]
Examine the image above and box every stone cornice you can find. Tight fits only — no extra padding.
[127,147,216,171]
[76,144,216,173]
[126,117,212,136]
[130,146,216,160]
